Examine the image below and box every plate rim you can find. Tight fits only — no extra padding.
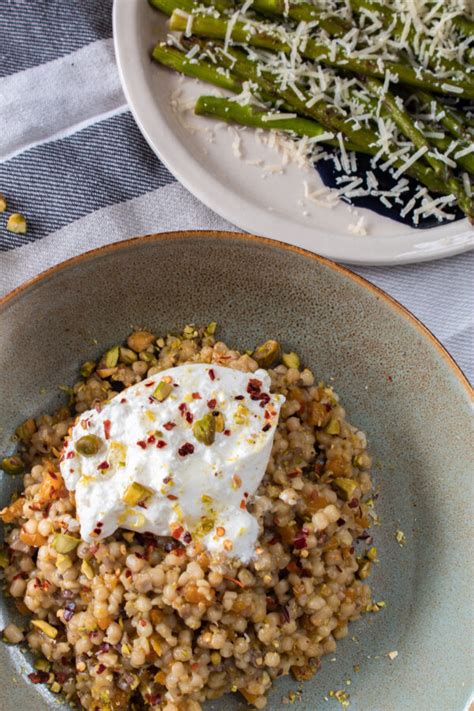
[1,228,472,394]
[112,0,474,266]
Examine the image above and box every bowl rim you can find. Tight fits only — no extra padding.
[1,230,471,395]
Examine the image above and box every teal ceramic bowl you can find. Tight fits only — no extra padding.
[0,232,472,711]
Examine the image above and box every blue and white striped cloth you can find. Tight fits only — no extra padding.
[0,1,473,380]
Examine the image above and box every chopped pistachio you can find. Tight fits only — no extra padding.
[153,380,173,402]
[332,477,357,501]
[52,533,80,554]
[103,345,119,368]
[96,366,117,378]
[395,529,406,547]
[34,658,51,672]
[127,331,155,353]
[324,418,340,435]
[15,418,36,443]
[367,546,378,561]
[282,352,301,370]
[213,412,225,433]
[123,482,153,506]
[0,193,7,212]
[50,681,61,694]
[81,559,94,580]
[234,404,249,425]
[119,347,138,364]
[357,559,372,580]
[80,361,96,378]
[6,213,27,234]
[56,553,72,573]
[252,339,281,368]
[210,651,221,665]
[1,455,24,475]
[0,548,9,568]
[205,321,217,336]
[75,434,102,456]
[31,620,58,639]
[139,351,156,363]
[193,413,216,445]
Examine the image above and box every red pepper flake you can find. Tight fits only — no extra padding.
[192,392,201,399]
[49,471,58,480]
[178,442,194,457]
[209,368,216,380]
[144,381,155,388]
[268,536,280,545]
[240,499,246,509]
[148,396,156,404]
[223,429,231,436]
[247,378,262,394]
[66,451,75,459]
[234,395,244,400]
[262,423,271,432]
[207,398,217,409]
[147,434,156,444]
[125,569,132,578]
[286,560,300,574]
[183,531,192,544]
[103,419,111,440]
[171,526,184,540]
[348,498,359,508]
[138,501,148,509]
[28,671,49,684]
[96,664,106,674]
[97,461,109,470]
[264,410,271,419]
[120,398,127,404]
[174,546,186,557]
[163,476,172,484]
[164,421,176,431]
[167,494,178,501]
[243,491,249,498]
[258,392,271,407]
[186,411,193,424]
[223,574,245,588]
[293,528,308,550]
[136,440,147,449]
[288,470,300,479]
[157,440,167,448]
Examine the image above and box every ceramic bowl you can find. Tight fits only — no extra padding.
[0,231,472,711]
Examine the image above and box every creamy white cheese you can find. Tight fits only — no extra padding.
[60,364,284,562]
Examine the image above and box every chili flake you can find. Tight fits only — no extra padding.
[208,369,216,381]
[192,392,201,399]
[171,526,184,540]
[262,423,271,432]
[136,440,147,449]
[178,442,194,457]
[103,420,111,440]
[207,398,217,409]
[156,440,167,448]
[163,421,176,430]
[97,461,109,470]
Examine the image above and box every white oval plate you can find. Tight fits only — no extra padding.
[113,0,474,265]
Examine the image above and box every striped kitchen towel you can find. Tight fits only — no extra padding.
[0,0,473,380]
